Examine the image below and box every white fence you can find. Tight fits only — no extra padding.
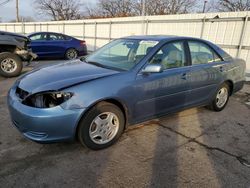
[0,11,250,78]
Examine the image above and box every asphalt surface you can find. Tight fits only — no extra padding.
[0,60,250,187]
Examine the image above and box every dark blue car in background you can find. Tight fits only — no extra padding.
[27,32,87,60]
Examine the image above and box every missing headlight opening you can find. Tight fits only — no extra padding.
[23,92,73,108]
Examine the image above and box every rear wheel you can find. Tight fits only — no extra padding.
[0,52,23,77]
[209,83,230,111]
[78,102,125,150]
[65,48,78,60]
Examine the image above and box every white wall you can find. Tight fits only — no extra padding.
[1,11,250,79]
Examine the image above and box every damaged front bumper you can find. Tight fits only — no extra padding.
[8,85,85,143]
[16,49,38,63]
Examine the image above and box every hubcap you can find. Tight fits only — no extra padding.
[89,112,119,144]
[0,58,17,73]
[67,49,77,59]
[216,87,228,108]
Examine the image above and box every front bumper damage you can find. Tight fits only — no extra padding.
[16,49,38,64]
[8,85,85,143]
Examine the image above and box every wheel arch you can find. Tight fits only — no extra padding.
[74,98,129,140]
[64,47,79,59]
[224,80,234,96]
[65,47,78,54]
[0,45,17,53]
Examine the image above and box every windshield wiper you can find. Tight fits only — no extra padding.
[86,61,107,69]
[80,57,103,68]
[84,60,125,72]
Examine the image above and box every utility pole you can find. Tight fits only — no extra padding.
[141,0,146,35]
[16,0,20,22]
[141,0,145,16]
[202,0,207,13]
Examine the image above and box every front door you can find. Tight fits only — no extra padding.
[28,33,48,57]
[133,41,191,122]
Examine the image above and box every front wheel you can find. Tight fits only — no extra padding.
[78,102,125,150]
[209,83,230,111]
[0,52,23,77]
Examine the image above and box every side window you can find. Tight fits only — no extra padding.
[149,41,186,70]
[188,41,221,65]
[49,34,65,41]
[64,35,71,40]
[134,41,159,63]
[136,42,157,56]
[29,33,47,41]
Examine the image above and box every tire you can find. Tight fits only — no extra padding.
[78,102,125,150]
[0,52,23,78]
[209,83,230,112]
[65,48,78,60]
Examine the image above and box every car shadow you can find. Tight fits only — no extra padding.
[150,96,250,187]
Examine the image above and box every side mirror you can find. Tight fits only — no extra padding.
[141,64,163,74]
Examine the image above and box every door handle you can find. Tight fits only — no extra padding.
[181,73,187,80]
[219,66,224,72]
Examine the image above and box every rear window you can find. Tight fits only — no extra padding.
[64,35,72,40]
[188,41,222,65]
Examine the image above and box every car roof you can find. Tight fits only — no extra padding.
[28,31,69,37]
[122,35,205,42]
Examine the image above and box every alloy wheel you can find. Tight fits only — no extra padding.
[216,87,228,108]
[89,112,119,144]
[0,58,17,73]
[66,49,77,60]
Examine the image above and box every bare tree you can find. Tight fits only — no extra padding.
[216,0,250,11]
[133,0,167,15]
[20,16,35,22]
[204,0,216,12]
[90,0,136,18]
[0,0,10,22]
[0,0,10,6]
[144,0,197,15]
[0,0,20,22]
[192,0,218,13]
[9,16,35,22]
[86,0,198,18]
[34,0,83,21]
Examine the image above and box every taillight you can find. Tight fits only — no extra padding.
[80,40,86,46]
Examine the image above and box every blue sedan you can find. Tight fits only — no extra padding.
[8,35,245,150]
[27,32,87,60]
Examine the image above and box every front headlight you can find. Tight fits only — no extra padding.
[23,91,73,108]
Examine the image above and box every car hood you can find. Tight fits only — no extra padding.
[0,31,28,39]
[18,60,120,93]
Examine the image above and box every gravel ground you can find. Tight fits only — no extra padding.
[0,60,250,187]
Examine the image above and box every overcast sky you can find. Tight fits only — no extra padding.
[0,0,208,22]
[0,0,96,22]
[0,0,36,22]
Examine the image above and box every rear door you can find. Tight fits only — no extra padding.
[46,33,68,57]
[186,40,225,105]
[133,41,191,121]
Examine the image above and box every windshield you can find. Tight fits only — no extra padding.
[85,39,159,71]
